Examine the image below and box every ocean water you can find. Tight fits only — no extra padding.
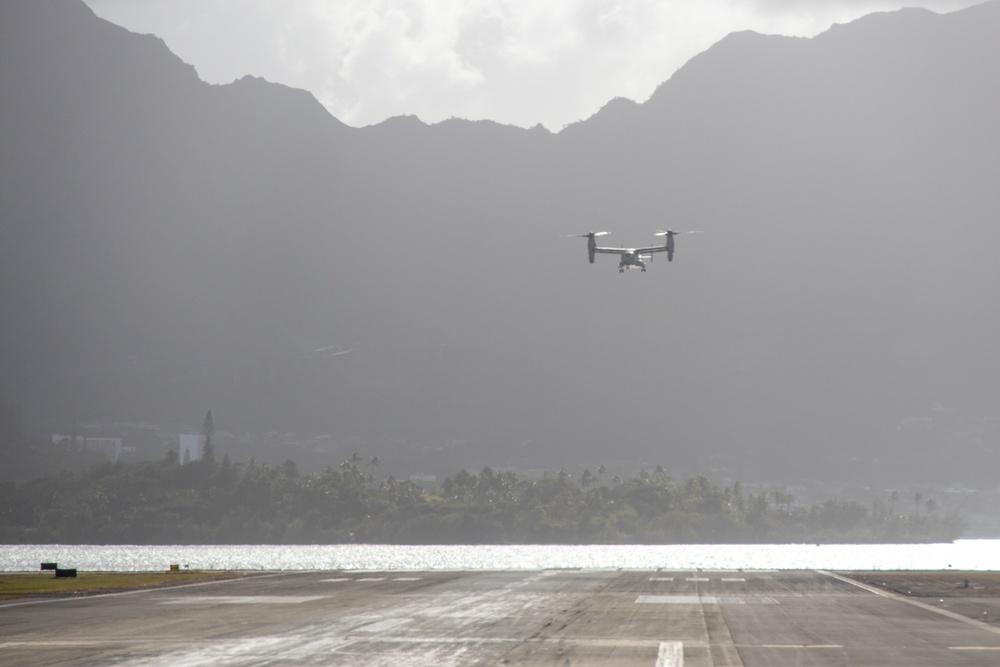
[2,540,998,572]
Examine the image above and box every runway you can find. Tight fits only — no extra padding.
[3,569,1000,665]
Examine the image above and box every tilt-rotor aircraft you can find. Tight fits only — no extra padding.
[573,230,700,272]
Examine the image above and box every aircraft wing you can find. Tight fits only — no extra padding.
[594,246,631,255]
[633,244,668,255]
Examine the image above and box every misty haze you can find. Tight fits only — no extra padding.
[2,0,999,540]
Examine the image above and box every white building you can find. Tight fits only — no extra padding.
[179,434,202,463]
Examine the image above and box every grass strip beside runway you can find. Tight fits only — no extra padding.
[0,570,254,601]
[842,571,1000,598]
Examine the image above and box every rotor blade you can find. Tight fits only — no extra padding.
[560,231,609,238]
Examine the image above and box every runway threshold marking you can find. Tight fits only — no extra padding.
[637,595,778,605]
[655,641,683,667]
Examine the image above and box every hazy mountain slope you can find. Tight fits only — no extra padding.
[2,0,999,484]
[558,3,1000,480]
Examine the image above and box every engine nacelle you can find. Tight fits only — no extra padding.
[575,231,608,264]
[655,230,677,261]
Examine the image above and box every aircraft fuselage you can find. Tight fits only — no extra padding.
[619,252,647,272]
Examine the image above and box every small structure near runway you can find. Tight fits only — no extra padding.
[41,561,77,578]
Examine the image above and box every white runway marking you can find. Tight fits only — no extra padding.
[321,576,421,583]
[655,641,683,667]
[639,595,702,604]
[757,644,843,649]
[650,577,674,581]
[951,646,1000,651]
[161,596,324,605]
[721,577,746,582]
[353,618,412,634]
[637,595,778,605]
[718,596,777,605]
[686,577,710,582]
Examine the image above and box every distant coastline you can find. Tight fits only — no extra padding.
[0,448,964,546]
[4,541,999,573]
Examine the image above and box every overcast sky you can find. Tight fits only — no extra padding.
[83,0,979,130]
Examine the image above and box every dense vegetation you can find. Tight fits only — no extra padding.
[0,449,963,544]
[0,434,109,484]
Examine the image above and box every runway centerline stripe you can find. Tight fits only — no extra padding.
[655,641,683,667]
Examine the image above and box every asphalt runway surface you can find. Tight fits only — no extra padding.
[3,569,1000,666]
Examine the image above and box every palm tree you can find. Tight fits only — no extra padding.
[201,410,215,463]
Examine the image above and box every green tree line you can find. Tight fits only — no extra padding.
[0,452,963,545]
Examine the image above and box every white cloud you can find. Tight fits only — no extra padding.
[84,0,983,130]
